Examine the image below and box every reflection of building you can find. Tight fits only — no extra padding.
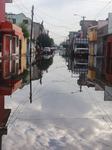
[0,58,22,150]
[95,79,112,101]
[74,58,88,74]
[87,25,98,82]
[95,14,112,100]
[104,86,112,101]
[77,73,95,92]
[0,59,22,94]
[0,95,11,150]
[96,20,108,80]
[67,57,88,75]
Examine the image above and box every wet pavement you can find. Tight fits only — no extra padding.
[2,50,112,150]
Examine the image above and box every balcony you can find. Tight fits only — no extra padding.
[89,31,97,41]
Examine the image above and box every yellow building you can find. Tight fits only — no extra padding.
[13,24,27,75]
[87,25,98,82]
[18,35,27,74]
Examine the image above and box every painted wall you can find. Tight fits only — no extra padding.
[18,36,27,74]
[0,0,5,22]
[6,13,31,26]
[87,70,96,81]
[98,20,108,29]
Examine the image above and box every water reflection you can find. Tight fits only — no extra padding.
[0,57,23,149]
[1,51,112,149]
[60,50,112,101]
[0,55,54,149]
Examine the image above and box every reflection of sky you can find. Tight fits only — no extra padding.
[3,52,112,150]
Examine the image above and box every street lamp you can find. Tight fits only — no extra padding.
[74,14,86,38]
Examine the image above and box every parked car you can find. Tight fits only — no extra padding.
[43,47,51,56]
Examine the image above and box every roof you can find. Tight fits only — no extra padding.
[0,22,23,36]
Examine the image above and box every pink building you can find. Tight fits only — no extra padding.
[0,0,12,22]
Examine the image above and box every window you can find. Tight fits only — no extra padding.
[23,19,28,24]
[13,18,16,24]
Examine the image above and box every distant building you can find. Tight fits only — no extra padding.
[80,20,98,38]
[69,31,81,50]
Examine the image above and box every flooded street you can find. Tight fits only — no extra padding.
[1,50,112,150]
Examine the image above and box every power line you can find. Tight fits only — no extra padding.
[13,0,30,14]
[34,11,74,30]
[93,0,112,19]
[18,0,30,11]
[35,9,77,22]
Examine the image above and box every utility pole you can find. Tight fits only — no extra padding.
[74,14,86,38]
[29,5,34,103]
[82,16,86,38]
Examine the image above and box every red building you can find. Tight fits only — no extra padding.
[0,0,23,58]
[0,22,23,57]
[0,0,12,22]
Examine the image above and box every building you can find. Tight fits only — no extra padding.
[5,13,36,65]
[87,25,98,82]
[33,22,40,42]
[0,0,12,22]
[0,22,23,57]
[69,31,80,50]
[80,20,98,38]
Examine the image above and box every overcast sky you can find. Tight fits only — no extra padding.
[6,0,112,45]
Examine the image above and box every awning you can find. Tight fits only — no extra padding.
[0,22,23,36]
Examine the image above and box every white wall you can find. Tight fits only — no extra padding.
[108,13,112,34]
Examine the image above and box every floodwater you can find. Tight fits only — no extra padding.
[2,50,112,150]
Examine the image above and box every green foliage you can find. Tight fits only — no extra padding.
[19,22,29,38]
[36,57,53,71]
[37,34,54,48]
[50,38,54,47]
[63,43,69,49]
[22,69,29,83]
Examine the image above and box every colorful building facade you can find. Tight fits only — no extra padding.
[87,25,98,81]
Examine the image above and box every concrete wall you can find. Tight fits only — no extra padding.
[33,22,40,41]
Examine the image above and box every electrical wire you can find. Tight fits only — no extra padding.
[85,87,112,130]
[93,0,112,19]
[34,12,74,30]
[13,0,30,14]
[7,96,29,127]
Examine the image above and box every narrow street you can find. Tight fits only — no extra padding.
[2,50,112,150]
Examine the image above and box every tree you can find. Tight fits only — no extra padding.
[37,34,54,48]
[50,38,54,47]
[19,22,29,38]
[63,43,69,49]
